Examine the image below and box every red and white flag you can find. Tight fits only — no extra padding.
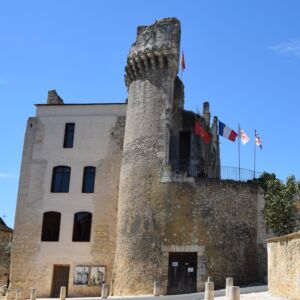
[194,119,211,144]
[181,51,186,71]
[239,127,250,145]
[255,130,263,149]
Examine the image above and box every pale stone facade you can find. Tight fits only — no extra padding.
[268,232,300,300]
[10,101,126,298]
[10,18,269,299]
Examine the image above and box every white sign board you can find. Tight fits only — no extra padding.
[172,261,179,267]
[90,266,105,285]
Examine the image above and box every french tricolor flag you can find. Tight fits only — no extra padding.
[218,121,238,142]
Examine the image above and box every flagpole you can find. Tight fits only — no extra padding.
[254,129,256,179]
[238,124,240,181]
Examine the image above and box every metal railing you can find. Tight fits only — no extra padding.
[220,165,262,181]
[169,159,262,182]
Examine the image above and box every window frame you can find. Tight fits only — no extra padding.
[72,212,92,242]
[51,166,71,193]
[82,166,96,193]
[41,211,61,242]
[63,123,75,148]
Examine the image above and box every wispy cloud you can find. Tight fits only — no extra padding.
[0,173,18,179]
[270,40,300,58]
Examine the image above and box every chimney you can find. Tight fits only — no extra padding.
[203,101,210,126]
[47,90,64,104]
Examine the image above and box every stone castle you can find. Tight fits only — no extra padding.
[10,18,269,298]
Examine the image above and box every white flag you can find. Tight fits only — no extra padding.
[240,128,250,145]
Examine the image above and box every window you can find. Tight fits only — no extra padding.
[72,212,92,242]
[82,167,96,193]
[179,131,191,159]
[63,123,75,148]
[51,166,71,193]
[41,212,61,241]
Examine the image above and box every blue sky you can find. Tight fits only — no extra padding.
[1,0,300,228]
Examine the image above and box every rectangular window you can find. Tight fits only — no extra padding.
[82,167,96,193]
[51,166,71,193]
[41,212,61,241]
[63,123,75,148]
[179,131,191,159]
[72,212,92,241]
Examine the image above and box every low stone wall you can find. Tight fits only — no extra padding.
[0,228,12,288]
[268,231,300,300]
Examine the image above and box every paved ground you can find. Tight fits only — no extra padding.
[105,286,287,300]
[1,285,288,300]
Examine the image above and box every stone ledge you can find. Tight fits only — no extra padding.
[161,245,204,253]
[267,230,300,243]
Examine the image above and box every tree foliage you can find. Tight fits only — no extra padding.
[258,172,299,236]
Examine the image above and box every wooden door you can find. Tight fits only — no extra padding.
[51,265,70,297]
[167,252,197,295]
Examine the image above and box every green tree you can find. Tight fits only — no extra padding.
[259,172,299,236]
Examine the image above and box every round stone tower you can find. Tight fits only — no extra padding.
[113,18,181,295]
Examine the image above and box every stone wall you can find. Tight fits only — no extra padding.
[10,104,126,299]
[113,18,181,295]
[159,179,265,293]
[0,228,12,287]
[113,174,266,295]
[268,231,300,300]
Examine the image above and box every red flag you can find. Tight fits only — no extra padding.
[194,119,211,144]
[181,51,186,71]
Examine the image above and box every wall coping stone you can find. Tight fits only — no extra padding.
[267,230,300,243]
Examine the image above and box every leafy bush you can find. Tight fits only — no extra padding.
[259,172,299,236]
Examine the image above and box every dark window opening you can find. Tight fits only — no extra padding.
[63,123,75,148]
[179,131,191,159]
[41,211,61,241]
[82,167,96,193]
[51,166,71,193]
[72,212,92,242]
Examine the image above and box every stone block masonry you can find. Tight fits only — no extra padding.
[113,18,181,295]
[159,180,264,293]
[10,105,126,300]
[268,231,300,300]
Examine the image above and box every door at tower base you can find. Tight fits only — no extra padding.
[167,252,197,295]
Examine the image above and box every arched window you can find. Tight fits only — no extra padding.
[41,211,61,241]
[51,166,71,193]
[72,212,92,242]
[82,166,96,193]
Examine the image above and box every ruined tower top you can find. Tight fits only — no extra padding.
[125,18,181,86]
